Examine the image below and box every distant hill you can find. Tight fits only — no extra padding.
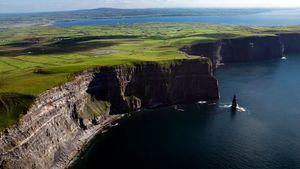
[0,8,273,27]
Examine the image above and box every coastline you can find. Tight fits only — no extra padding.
[0,59,218,169]
[65,114,124,169]
[3,32,300,169]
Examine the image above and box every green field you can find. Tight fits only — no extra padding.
[0,23,299,131]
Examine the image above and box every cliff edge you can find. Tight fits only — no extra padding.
[183,35,285,68]
[183,34,300,69]
[3,33,299,169]
[0,59,218,169]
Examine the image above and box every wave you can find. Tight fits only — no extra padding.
[198,101,208,104]
[219,103,247,112]
[174,105,185,112]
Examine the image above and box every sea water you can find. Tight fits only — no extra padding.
[72,55,300,169]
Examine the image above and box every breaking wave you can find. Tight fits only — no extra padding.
[219,103,247,112]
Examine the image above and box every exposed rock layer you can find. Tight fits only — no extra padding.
[184,34,300,68]
[2,33,299,169]
[87,60,219,114]
[0,59,218,169]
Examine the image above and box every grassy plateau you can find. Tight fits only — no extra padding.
[0,23,300,131]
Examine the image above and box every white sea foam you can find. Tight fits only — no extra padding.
[220,103,247,112]
[236,106,246,112]
[198,101,208,104]
[281,56,287,60]
[112,123,119,127]
[174,105,185,112]
[220,104,232,108]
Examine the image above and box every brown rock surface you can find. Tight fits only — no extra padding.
[0,59,218,169]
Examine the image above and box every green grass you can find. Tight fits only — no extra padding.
[0,93,34,131]
[0,23,300,131]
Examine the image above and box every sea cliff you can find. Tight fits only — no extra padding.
[183,34,300,68]
[0,59,218,169]
[2,33,300,169]
[279,33,300,54]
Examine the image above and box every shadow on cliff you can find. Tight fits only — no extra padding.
[86,67,133,115]
[85,64,171,115]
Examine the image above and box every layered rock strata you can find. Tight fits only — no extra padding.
[0,59,219,169]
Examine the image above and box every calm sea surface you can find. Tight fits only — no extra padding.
[73,55,300,169]
[53,9,300,26]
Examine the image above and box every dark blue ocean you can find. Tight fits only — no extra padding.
[72,55,300,169]
[53,9,300,27]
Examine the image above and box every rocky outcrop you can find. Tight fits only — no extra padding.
[0,59,219,169]
[184,36,284,68]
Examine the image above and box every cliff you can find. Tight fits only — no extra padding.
[184,35,285,68]
[279,33,300,54]
[0,59,219,169]
[3,33,300,169]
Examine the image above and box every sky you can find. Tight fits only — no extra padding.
[1,0,300,13]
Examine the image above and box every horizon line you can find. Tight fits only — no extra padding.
[1,7,299,15]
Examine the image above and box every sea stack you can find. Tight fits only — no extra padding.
[231,95,237,112]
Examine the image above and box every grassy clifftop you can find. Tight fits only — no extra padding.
[0,23,300,130]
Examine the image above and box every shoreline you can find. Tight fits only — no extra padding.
[64,114,125,168]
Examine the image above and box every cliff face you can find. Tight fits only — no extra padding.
[185,34,300,68]
[185,36,284,68]
[184,41,223,68]
[4,33,299,169]
[0,71,114,169]
[0,59,219,169]
[220,36,284,63]
[279,33,300,54]
[88,60,219,114]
